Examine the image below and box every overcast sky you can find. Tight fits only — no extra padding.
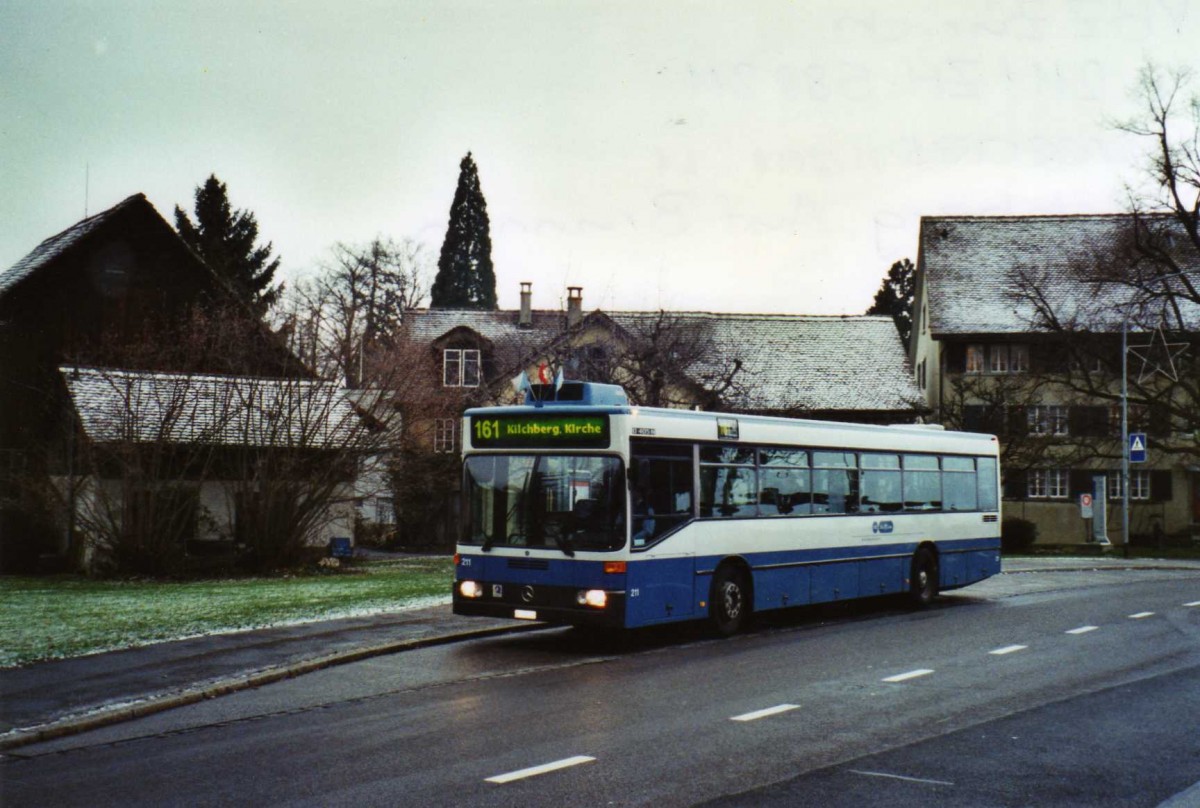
[2,1,1197,315]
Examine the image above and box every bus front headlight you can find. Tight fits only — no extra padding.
[459,580,483,599]
[577,589,607,609]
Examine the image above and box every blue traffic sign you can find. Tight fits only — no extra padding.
[1129,432,1148,463]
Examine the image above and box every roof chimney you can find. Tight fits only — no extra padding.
[519,281,532,327]
[567,286,583,329]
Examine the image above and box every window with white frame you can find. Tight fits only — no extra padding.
[966,344,986,374]
[1028,405,1069,436]
[434,418,457,453]
[1107,403,1160,436]
[443,349,481,387]
[1107,406,1126,436]
[966,343,1030,375]
[375,496,396,524]
[1028,468,1069,499]
[1107,470,1150,500]
[989,345,1010,373]
[1009,344,1030,373]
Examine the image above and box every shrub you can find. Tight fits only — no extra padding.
[1001,518,1038,553]
[391,450,460,550]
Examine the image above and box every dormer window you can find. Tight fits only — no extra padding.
[443,349,481,387]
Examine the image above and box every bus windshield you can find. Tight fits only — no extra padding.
[464,454,626,553]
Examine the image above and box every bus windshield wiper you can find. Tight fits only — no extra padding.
[481,533,495,552]
[554,532,576,558]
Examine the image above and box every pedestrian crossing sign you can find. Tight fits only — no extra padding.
[1129,432,1147,463]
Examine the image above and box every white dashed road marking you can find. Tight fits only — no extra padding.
[486,756,596,784]
[487,599,1199,788]
[731,704,800,722]
[882,669,934,683]
[848,770,955,787]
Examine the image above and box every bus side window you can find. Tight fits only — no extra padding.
[760,467,811,515]
[812,451,859,515]
[976,456,999,511]
[942,456,977,511]
[630,444,695,540]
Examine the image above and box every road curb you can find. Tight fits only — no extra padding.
[1002,564,1200,574]
[0,621,546,753]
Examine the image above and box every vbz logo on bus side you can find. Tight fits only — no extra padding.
[872,520,894,534]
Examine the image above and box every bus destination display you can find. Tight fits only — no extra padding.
[470,414,610,448]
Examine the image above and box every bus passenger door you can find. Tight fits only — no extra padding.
[626,549,695,625]
[627,442,696,625]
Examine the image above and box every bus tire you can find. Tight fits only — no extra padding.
[710,565,750,636]
[909,547,939,607]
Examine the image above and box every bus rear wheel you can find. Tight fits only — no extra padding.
[710,566,750,636]
[909,548,939,607]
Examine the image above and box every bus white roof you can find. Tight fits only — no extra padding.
[466,400,997,456]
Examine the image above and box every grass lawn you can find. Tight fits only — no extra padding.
[0,555,453,668]
[1015,544,1200,560]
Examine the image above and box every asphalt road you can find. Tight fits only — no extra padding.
[3,568,1199,807]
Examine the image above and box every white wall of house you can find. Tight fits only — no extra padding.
[910,281,944,420]
[54,474,356,569]
[354,453,395,528]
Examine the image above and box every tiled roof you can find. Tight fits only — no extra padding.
[608,312,919,413]
[406,308,564,344]
[407,308,919,414]
[0,194,148,300]
[920,214,1200,335]
[61,366,361,448]
[404,308,572,370]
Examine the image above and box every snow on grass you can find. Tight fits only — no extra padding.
[0,556,454,668]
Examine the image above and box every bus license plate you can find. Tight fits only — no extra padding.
[514,609,537,620]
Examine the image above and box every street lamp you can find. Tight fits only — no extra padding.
[1119,268,1195,552]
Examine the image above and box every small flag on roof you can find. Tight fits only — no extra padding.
[511,371,533,399]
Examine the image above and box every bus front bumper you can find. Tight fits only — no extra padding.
[452,583,627,628]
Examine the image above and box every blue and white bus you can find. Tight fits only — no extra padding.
[453,381,1001,634]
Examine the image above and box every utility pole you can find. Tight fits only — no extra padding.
[1119,268,1195,554]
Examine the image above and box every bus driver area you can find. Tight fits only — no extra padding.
[452,381,1001,635]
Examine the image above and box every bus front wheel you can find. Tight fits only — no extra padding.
[710,566,750,636]
[909,548,939,607]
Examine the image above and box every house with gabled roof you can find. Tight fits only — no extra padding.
[394,282,922,548]
[402,283,923,454]
[602,311,921,420]
[910,213,1200,546]
[0,195,357,572]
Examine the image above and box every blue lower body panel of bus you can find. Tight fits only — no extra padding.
[453,538,1000,630]
[693,538,1000,616]
[453,554,628,627]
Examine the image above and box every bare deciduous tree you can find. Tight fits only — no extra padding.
[533,311,747,410]
[59,304,398,575]
[1118,65,1200,265]
[278,237,431,386]
[997,65,1200,459]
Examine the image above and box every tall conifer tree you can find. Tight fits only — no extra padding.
[175,174,282,315]
[866,258,916,344]
[431,153,497,309]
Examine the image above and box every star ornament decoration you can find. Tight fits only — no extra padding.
[1127,326,1190,384]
